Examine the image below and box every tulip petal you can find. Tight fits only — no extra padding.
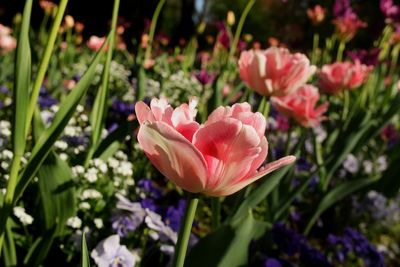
[138,122,208,193]
[135,101,155,124]
[193,119,263,193]
[206,155,296,196]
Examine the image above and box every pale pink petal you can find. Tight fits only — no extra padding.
[193,119,262,192]
[135,101,155,124]
[206,155,296,196]
[137,122,208,193]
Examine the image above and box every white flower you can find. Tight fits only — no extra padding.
[117,161,133,177]
[67,216,82,229]
[55,140,68,150]
[76,105,84,113]
[108,157,119,169]
[377,156,388,172]
[363,160,373,174]
[60,153,68,161]
[72,165,85,176]
[13,207,34,225]
[85,168,98,183]
[94,218,104,229]
[2,150,13,159]
[81,189,102,200]
[79,202,91,210]
[93,159,108,173]
[1,161,9,170]
[343,154,359,174]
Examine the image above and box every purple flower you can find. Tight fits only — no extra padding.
[264,258,283,267]
[328,228,386,267]
[111,214,142,237]
[111,99,134,119]
[0,85,9,93]
[38,87,58,108]
[333,0,352,18]
[164,199,186,231]
[271,222,305,256]
[380,0,400,21]
[140,198,158,212]
[194,70,216,85]
[138,179,162,199]
[91,235,138,267]
[300,244,333,267]
[347,49,380,66]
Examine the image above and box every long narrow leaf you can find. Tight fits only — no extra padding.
[304,176,380,235]
[13,35,110,204]
[86,0,120,166]
[81,233,91,267]
[33,110,76,236]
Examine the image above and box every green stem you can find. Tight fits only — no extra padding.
[211,197,220,229]
[284,123,293,155]
[144,0,166,60]
[172,195,198,267]
[84,0,120,168]
[0,154,22,254]
[340,90,350,123]
[229,0,255,59]
[25,0,69,137]
[311,33,319,65]
[336,40,346,62]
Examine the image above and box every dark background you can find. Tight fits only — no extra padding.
[0,0,385,50]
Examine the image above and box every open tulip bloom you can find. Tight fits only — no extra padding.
[135,98,296,267]
[135,98,296,197]
[239,47,316,97]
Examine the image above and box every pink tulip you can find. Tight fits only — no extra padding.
[239,47,316,97]
[271,85,329,128]
[318,60,372,95]
[333,14,367,41]
[87,36,106,51]
[136,98,296,196]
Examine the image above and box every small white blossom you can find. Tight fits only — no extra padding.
[343,154,359,174]
[94,218,104,229]
[81,189,102,200]
[377,156,388,172]
[55,140,68,150]
[363,160,373,174]
[85,168,98,183]
[60,153,68,161]
[67,216,82,229]
[13,207,34,225]
[79,202,91,210]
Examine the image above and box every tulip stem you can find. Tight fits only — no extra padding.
[336,40,346,62]
[172,194,199,267]
[211,197,221,229]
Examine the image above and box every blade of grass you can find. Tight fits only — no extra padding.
[25,0,69,137]
[0,0,33,254]
[85,0,120,167]
[0,36,109,251]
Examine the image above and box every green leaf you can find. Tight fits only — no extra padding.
[85,0,120,166]
[32,109,76,237]
[3,221,17,267]
[230,164,293,224]
[273,174,315,221]
[23,227,57,267]
[304,176,380,235]
[81,233,91,267]
[12,0,32,156]
[13,35,110,204]
[185,213,269,267]
[93,120,136,160]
